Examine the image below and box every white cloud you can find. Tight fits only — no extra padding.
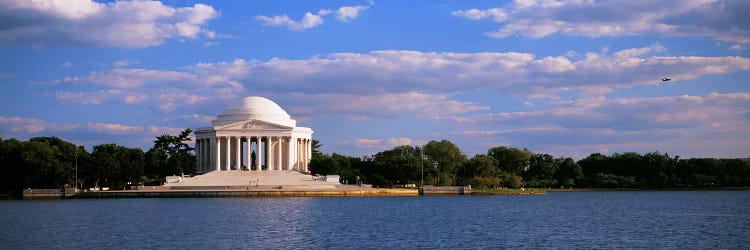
[451,8,507,22]
[158,92,209,112]
[112,60,140,68]
[124,94,147,104]
[204,41,220,47]
[349,115,371,121]
[333,6,369,22]
[454,1,750,43]
[730,44,745,51]
[57,68,195,88]
[86,122,143,134]
[280,92,489,120]
[257,13,325,31]
[5,0,104,19]
[60,62,72,68]
[0,115,198,150]
[0,115,152,135]
[148,126,185,135]
[447,92,750,158]
[0,0,219,47]
[353,137,426,149]
[229,48,749,96]
[257,5,369,31]
[49,46,750,120]
[55,89,122,104]
[355,138,380,148]
[0,116,46,133]
[386,137,426,147]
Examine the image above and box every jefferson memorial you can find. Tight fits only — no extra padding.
[193,96,313,174]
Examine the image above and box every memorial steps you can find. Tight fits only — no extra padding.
[168,170,339,189]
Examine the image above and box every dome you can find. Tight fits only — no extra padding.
[211,96,296,127]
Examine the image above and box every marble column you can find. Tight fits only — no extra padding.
[276,137,282,170]
[215,137,221,171]
[297,138,301,171]
[253,137,259,170]
[234,137,240,171]
[303,139,309,172]
[268,137,274,171]
[227,137,231,171]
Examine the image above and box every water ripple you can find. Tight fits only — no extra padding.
[1,191,749,249]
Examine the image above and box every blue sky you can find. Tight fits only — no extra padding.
[1,0,749,159]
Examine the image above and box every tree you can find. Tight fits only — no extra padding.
[555,157,582,187]
[371,145,421,186]
[457,154,498,184]
[0,138,26,193]
[88,143,144,189]
[525,153,558,187]
[311,140,323,159]
[423,140,466,186]
[146,129,196,177]
[488,146,532,175]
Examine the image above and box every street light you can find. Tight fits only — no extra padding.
[420,148,427,188]
[75,145,78,191]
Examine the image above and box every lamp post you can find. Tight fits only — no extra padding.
[420,148,426,189]
[75,145,78,191]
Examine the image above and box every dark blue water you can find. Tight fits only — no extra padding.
[1,191,749,249]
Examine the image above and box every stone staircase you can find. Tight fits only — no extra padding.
[168,170,339,189]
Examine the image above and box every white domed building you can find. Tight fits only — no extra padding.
[194,96,313,174]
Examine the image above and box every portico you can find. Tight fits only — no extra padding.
[194,96,313,174]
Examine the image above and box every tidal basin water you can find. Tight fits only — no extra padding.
[1,191,749,249]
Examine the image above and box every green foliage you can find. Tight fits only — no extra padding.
[373,145,422,185]
[0,129,194,194]
[555,157,582,186]
[89,144,144,189]
[309,152,365,185]
[309,140,750,189]
[503,175,524,189]
[458,154,498,180]
[311,139,323,159]
[146,129,196,177]
[424,140,467,186]
[466,176,501,189]
[487,146,532,175]
[3,134,750,193]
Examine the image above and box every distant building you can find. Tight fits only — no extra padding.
[194,96,313,174]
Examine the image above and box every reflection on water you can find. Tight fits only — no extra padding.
[1,191,749,249]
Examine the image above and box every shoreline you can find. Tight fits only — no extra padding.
[76,188,419,198]
[12,186,750,199]
[549,186,750,192]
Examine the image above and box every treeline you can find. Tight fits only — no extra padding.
[0,129,195,195]
[3,134,748,193]
[310,140,750,189]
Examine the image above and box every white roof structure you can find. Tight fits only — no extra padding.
[194,96,313,174]
[211,96,296,127]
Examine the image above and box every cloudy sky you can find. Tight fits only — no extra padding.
[1,0,748,159]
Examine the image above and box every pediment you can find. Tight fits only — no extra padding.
[215,119,291,131]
